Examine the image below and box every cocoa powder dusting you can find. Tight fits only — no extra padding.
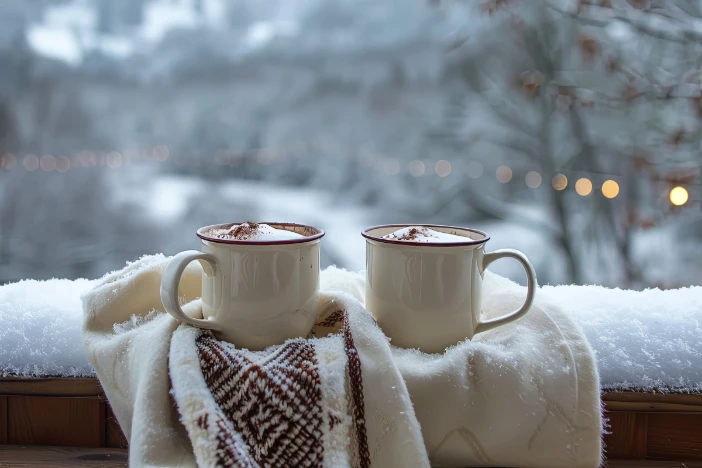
[386,227,420,241]
[213,222,261,240]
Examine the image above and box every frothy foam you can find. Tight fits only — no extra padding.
[382,226,469,243]
[206,222,305,241]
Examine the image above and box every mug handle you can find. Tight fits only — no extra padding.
[475,249,537,335]
[160,250,221,330]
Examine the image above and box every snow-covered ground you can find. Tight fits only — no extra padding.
[1,270,700,392]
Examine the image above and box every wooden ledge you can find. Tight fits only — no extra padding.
[608,461,702,467]
[0,446,699,467]
[2,377,701,407]
[0,378,103,398]
[0,446,128,467]
[1,377,701,463]
[603,392,702,413]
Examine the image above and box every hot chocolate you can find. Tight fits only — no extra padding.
[206,222,305,241]
[382,226,467,243]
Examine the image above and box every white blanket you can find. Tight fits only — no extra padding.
[82,255,601,467]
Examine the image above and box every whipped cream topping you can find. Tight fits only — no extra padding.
[382,226,468,243]
[206,222,304,241]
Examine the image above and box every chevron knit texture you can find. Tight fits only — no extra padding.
[168,289,427,468]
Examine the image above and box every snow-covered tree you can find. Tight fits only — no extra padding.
[444,0,701,286]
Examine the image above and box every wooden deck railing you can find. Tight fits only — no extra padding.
[1,377,701,463]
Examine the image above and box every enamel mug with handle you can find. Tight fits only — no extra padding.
[160,222,324,350]
[363,224,537,353]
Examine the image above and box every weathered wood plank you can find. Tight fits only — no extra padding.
[1,446,699,468]
[7,397,103,448]
[2,378,702,462]
[0,445,127,467]
[647,413,702,461]
[608,461,702,467]
[2,378,699,408]
[0,397,6,444]
[0,378,103,397]
[603,392,702,413]
[605,412,648,459]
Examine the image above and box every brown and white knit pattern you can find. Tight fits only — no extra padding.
[170,303,370,468]
[197,336,325,467]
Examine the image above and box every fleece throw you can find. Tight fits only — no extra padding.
[82,254,601,468]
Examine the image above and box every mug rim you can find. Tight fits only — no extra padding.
[361,223,490,247]
[197,222,325,245]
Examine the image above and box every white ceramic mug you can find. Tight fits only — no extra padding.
[363,224,537,353]
[160,222,324,350]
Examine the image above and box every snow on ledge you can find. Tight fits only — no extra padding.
[0,277,96,377]
[541,284,702,393]
[1,274,701,392]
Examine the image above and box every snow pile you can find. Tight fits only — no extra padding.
[1,274,700,392]
[541,285,702,393]
[0,278,95,377]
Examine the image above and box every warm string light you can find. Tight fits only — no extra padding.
[23,154,39,171]
[40,155,56,171]
[3,145,694,207]
[525,171,542,188]
[575,178,593,196]
[106,152,123,168]
[552,173,568,190]
[153,145,169,162]
[56,155,70,172]
[408,160,425,177]
[670,186,689,206]
[435,160,452,177]
[601,180,619,199]
[496,165,512,183]
[0,153,17,170]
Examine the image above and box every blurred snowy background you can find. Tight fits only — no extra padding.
[0,0,701,288]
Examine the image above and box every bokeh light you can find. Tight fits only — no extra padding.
[75,151,90,167]
[552,173,568,190]
[670,186,689,206]
[106,152,123,168]
[408,160,425,177]
[575,178,593,196]
[496,165,512,183]
[153,144,169,161]
[466,161,483,178]
[435,159,452,177]
[40,155,56,171]
[23,154,39,171]
[525,171,542,188]
[383,158,400,175]
[1,153,17,170]
[56,156,71,172]
[601,180,619,199]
